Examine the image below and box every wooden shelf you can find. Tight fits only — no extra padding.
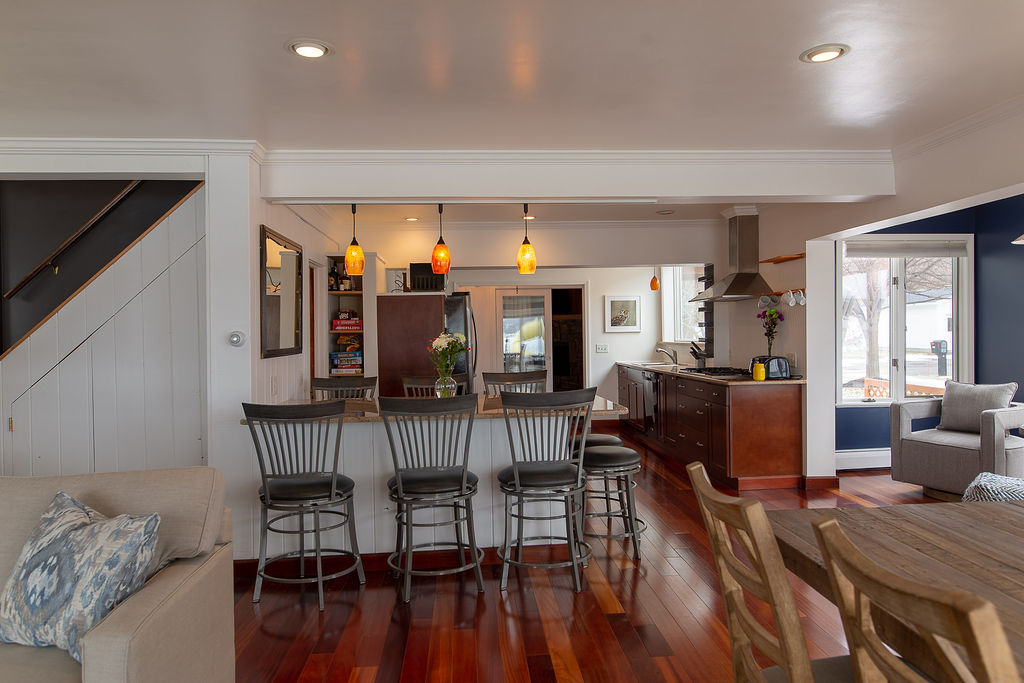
[329,290,363,295]
[759,252,806,265]
[757,288,806,298]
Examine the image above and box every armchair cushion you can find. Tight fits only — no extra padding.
[939,381,1017,433]
[900,429,1024,494]
[963,472,1024,502]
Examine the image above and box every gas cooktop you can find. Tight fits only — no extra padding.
[682,367,752,376]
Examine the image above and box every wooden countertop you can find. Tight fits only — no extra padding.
[616,362,806,386]
[242,394,626,424]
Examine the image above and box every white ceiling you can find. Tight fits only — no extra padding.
[321,202,730,225]
[3,0,1023,151]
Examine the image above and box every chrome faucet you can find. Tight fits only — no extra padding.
[655,346,678,364]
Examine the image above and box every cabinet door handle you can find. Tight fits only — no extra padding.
[695,387,704,392]
[696,410,704,415]
[678,433,686,439]
[696,441,705,448]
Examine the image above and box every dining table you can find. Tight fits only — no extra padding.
[768,501,1024,672]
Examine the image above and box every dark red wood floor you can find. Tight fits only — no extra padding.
[233,424,934,682]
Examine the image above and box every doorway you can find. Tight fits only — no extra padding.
[551,288,584,391]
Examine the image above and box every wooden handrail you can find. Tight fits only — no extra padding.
[3,180,141,300]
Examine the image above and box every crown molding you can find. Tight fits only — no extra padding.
[720,205,759,218]
[893,95,1024,161]
[264,148,892,166]
[0,138,265,161]
[339,218,723,232]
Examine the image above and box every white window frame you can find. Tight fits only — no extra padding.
[659,264,706,344]
[835,234,974,405]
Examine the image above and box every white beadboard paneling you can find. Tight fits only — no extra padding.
[141,214,170,287]
[113,242,143,313]
[0,364,5,476]
[57,291,87,360]
[114,297,146,471]
[1,343,30,409]
[29,372,60,476]
[58,345,93,475]
[168,195,197,261]
[91,322,118,473]
[85,266,117,334]
[29,316,58,384]
[170,247,203,467]
[142,272,174,470]
[197,237,208,465]
[11,394,31,476]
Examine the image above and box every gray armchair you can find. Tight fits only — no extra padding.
[891,397,1024,496]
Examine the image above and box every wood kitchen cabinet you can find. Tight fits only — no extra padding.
[618,365,803,490]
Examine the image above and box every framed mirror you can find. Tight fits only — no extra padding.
[260,225,303,358]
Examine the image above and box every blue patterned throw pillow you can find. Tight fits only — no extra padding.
[963,472,1024,502]
[0,491,160,662]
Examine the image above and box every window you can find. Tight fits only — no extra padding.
[659,264,706,343]
[838,236,972,403]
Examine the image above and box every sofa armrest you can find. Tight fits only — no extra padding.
[981,404,1024,475]
[891,399,942,480]
[81,543,235,683]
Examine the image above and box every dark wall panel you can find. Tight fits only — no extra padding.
[0,180,201,351]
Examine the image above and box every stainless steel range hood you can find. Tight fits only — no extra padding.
[690,213,773,302]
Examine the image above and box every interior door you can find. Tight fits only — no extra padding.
[495,289,553,391]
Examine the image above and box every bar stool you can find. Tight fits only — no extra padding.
[242,401,365,610]
[497,387,596,592]
[379,394,485,602]
[581,444,646,560]
[402,374,469,397]
[312,376,377,400]
[573,432,624,449]
[482,370,547,395]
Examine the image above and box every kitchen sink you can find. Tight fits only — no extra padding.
[632,361,676,367]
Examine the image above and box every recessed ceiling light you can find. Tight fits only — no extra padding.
[799,43,850,63]
[287,39,332,59]
[656,209,675,215]
[524,215,535,220]
[404,217,419,222]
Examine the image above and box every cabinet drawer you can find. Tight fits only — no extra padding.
[676,377,711,400]
[706,384,729,406]
[675,395,709,432]
[674,425,710,464]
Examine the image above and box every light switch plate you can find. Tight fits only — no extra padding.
[595,343,609,353]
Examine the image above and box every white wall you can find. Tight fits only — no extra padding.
[455,267,664,399]
[1,189,206,476]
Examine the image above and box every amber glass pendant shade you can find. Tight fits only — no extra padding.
[344,204,365,275]
[431,237,451,274]
[344,238,365,276]
[516,237,537,274]
[650,274,660,290]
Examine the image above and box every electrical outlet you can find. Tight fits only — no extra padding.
[595,343,609,353]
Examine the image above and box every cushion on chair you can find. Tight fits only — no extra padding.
[573,433,624,448]
[900,429,1024,495]
[497,463,579,488]
[387,468,478,495]
[938,381,1018,433]
[259,473,355,502]
[583,445,642,470]
[0,492,160,663]
[963,472,1024,502]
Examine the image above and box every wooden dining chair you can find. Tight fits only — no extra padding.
[813,517,1021,683]
[402,374,468,397]
[312,376,377,400]
[686,462,853,682]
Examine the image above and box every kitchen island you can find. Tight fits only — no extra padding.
[241,394,624,558]
[617,362,805,490]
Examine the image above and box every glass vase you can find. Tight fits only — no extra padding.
[435,374,457,398]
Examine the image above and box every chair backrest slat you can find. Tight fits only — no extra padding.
[483,370,547,396]
[402,374,469,397]
[813,518,1021,683]
[379,395,478,498]
[242,401,348,504]
[312,376,377,400]
[685,462,814,682]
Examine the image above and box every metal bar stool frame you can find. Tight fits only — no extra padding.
[402,374,469,397]
[243,400,366,611]
[379,394,485,602]
[582,454,647,559]
[312,376,378,400]
[497,387,597,592]
[482,370,547,395]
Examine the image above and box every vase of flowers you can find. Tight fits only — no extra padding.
[756,307,784,356]
[428,331,469,397]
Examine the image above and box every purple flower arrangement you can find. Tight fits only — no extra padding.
[756,308,784,355]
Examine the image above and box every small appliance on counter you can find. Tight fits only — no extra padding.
[749,355,791,379]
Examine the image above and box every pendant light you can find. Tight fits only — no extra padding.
[344,203,365,276]
[650,267,660,291]
[516,203,537,274]
[430,203,451,274]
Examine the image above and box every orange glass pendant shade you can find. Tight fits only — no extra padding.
[517,237,537,274]
[344,238,365,276]
[431,238,451,274]
[650,274,660,290]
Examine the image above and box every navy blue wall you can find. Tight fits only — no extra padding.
[835,194,1024,450]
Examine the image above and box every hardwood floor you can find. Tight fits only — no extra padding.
[233,423,935,682]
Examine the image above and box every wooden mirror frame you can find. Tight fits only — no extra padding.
[259,224,303,358]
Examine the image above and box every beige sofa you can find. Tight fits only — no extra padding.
[0,467,234,683]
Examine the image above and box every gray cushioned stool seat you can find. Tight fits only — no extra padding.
[387,468,479,495]
[260,473,355,501]
[573,433,624,448]
[583,445,642,469]
[498,463,578,488]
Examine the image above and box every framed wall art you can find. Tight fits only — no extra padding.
[604,295,641,332]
